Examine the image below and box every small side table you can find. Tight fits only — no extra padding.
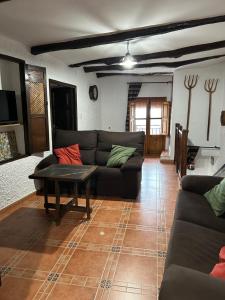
[29,164,97,225]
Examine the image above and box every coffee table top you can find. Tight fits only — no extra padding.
[29,164,97,182]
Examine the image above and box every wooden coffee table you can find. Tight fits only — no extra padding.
[29,164,97,225]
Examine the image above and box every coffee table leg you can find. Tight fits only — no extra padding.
[73,183,78,206]
[55,181,61,225]
[44,180,49,214]
[85,179,91,220]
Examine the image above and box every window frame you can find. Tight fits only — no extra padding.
[129,97,170,136]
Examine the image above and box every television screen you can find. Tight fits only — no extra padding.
[0,90,18,124]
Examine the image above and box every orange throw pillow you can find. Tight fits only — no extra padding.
[219,246,225,262]
[210,262,225,280]
[54,144,82,165]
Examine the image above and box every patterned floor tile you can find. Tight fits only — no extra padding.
[0,158,178,300]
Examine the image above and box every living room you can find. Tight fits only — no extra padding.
[1,0,225,299]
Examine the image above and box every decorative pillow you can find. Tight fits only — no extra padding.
[210,262,225,280]
[54,144,82,165]
[219,246,225,262]
[106,145,136,168]
[204,178,225,216]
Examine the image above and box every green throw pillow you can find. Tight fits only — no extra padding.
[204,178,225,216]
[106,145,136,167]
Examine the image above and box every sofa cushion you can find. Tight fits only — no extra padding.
[95,166,122,181]
[54,144,82,165]
[106,145,136,167]
[97,130,144,154]
[165,220,225,273]
[96,150,110,166]
[96,130,144,166]
[210,263,225,280]
[204,178,225,216]
[159,265,225,300]
[219,246,225,262]
[95,166,123,197]
[53,129,97,164]
[175,190,225,233]
[79,150,96,165]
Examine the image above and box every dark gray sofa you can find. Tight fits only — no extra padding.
[35,129,145,199]
[159,175,225,300]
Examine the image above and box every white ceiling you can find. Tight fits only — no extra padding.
[1,0,225,75]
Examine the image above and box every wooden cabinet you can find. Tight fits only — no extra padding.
[25,65,49,154]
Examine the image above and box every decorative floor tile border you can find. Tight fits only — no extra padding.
[0,161,178,300]
[32,200,103,300]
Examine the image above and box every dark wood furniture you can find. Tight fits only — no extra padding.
[29,164,97,224]
[31,15,225,55]
[174,123,188,178]
[25,64,49,154]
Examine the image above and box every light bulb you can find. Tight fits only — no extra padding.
[120,53,137,69]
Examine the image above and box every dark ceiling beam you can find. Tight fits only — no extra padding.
[69,40,225,67]
[31,15,225,55]
[96,72,173,78]
[84,55,225,72]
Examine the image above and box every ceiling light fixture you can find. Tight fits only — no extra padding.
[120,41,137,69]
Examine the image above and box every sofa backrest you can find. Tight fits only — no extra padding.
[96,130,145,166]
[53,129,145,166]
[53,129,97,165]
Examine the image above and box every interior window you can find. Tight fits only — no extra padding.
[130,101,147,133]
[129,98,170,136]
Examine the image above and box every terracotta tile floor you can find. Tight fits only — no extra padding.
[0,158,179,300]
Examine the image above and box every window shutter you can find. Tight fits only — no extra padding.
[161,101,171,135]
[25,65,49,154]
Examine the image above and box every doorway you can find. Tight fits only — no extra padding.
[49,79,77,140]
[129,97,171,156]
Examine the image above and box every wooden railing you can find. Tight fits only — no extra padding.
[174,123,188,178]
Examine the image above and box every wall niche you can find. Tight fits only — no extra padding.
[0,55,28,164]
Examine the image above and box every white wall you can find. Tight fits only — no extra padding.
[170,62,225,175]
[99,75,172,131]
[0,34,101,209]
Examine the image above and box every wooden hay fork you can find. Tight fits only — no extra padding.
[184,74,199,130]
[204,79,219,141]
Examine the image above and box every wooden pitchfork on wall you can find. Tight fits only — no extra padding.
[184,74,199,130]
[204,79,219,141]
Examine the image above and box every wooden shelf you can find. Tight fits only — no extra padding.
[0,123,22,128]
[0,154,27,165]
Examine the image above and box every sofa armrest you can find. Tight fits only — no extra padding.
[120,156,144,172]
[159,265,225,300]
[35,154,58,172]
[181,175,222,195]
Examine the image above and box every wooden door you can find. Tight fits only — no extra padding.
[25,65,49,154]
[51,86,77,131]
[146,135,166,156]
[129,97,170,157]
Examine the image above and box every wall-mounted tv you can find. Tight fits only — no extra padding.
[0,90,18,125]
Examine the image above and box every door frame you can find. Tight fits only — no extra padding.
[49,79,77,142]
[129,97,168,156]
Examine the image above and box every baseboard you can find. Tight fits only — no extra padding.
[0,191,36,214]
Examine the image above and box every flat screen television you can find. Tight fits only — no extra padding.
[0,90,18,125]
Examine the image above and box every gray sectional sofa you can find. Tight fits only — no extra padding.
[35,129,145,199]
[159,175,225,300]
